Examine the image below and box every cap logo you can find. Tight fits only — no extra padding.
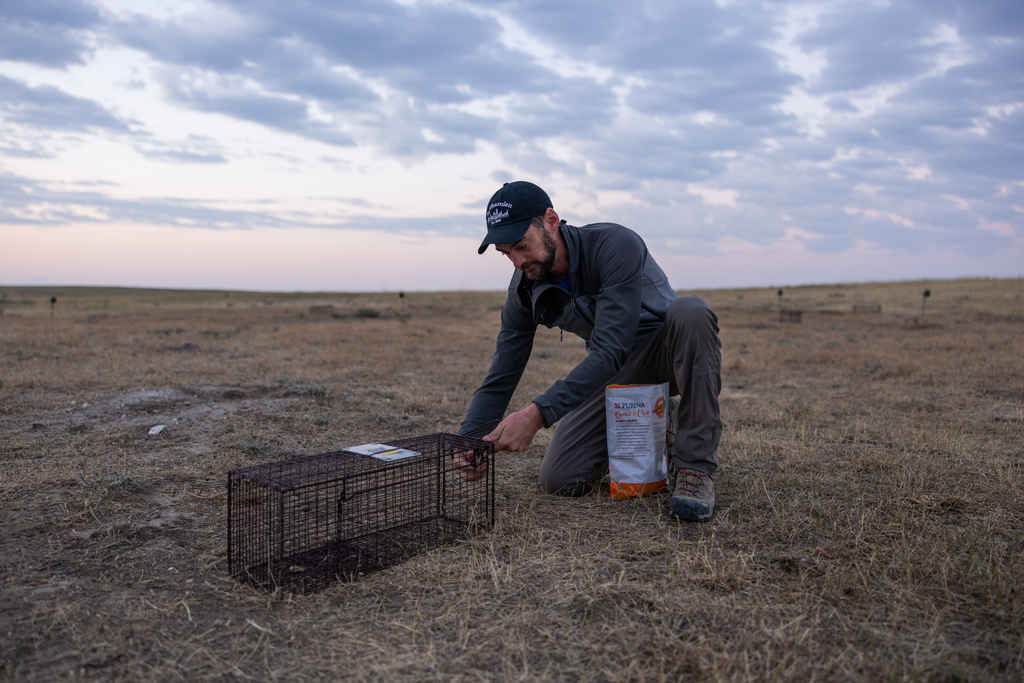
[487,202,513,227]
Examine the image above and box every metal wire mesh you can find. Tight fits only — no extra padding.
[228,431,494,594]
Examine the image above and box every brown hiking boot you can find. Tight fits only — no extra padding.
[670,468,714,522]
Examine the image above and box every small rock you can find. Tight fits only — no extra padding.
[177,343,201,352]
[148,424,167,436]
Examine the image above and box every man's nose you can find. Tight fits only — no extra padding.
[511,253,527,269]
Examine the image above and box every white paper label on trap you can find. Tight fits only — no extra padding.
[346,443,420,461]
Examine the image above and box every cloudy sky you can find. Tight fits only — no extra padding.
[2,0,1022,292]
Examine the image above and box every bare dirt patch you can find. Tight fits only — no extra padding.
[1,281,1022,681]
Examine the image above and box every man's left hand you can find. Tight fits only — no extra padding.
[484,403,546,453]
[453,449,487,482]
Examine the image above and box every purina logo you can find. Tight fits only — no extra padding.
[614,402,645,410]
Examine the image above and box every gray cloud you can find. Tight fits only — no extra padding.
[235,0,535,102]
[0,171,281,229]
[157,69,356,147]
[0,169,481,237]
[1,0,1020,264]
[800,5,942,93]
[140,150,227,164]
[0,75,128,132]
[0,0,101,67]
[134,134,229,165]
[111,0,543,153]
[920,0,1024,39]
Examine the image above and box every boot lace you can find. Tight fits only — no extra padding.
[674,469,709,497]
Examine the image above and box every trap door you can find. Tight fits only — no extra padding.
[336,453,447,572]
[275,472,350,591]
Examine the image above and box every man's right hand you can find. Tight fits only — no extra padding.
[484,403,545,453]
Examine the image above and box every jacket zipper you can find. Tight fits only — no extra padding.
[564,298,577,342]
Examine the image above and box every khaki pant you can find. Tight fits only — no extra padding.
[538,296,722,496]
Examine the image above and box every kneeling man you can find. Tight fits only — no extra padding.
[457,181,722,521]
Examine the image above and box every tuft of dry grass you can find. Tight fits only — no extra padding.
[1,279,1022,681]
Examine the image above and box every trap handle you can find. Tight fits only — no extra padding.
[462,419,501,440]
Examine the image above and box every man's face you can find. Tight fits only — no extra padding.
[496,221,557,281]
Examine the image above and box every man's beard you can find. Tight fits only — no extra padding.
[525,228,557,281]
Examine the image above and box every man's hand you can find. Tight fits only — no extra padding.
[484,403,546,453]
[453,448,487,482]
[453,405,545,482]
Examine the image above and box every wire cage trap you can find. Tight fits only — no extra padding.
[228,431,494,594]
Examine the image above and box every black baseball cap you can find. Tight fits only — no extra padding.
[478,181,552,254]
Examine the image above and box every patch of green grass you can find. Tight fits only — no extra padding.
[238,430,272,456]
[78,463,149,498]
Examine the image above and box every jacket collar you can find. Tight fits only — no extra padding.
[559,221,580,283]
[514,222,580,310]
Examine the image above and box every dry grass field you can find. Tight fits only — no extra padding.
[1,279,1022,682]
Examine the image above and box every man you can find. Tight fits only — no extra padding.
[456,181,722,522]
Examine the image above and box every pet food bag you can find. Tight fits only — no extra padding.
[605,382,670,499]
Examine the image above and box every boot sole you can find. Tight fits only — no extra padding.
[670,495,714,522]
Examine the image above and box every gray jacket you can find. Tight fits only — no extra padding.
[459,221,677,434]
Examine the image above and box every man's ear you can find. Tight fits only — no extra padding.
[545,207,560,232]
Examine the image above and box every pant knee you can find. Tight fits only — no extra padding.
[542,476,593,497]
[539,466,593,497]
[539,456,603,497]
[666,296,720,352]
[667,296,714,327]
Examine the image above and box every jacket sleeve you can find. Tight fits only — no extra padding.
[532,228,646,427]
[458,291,537,435]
